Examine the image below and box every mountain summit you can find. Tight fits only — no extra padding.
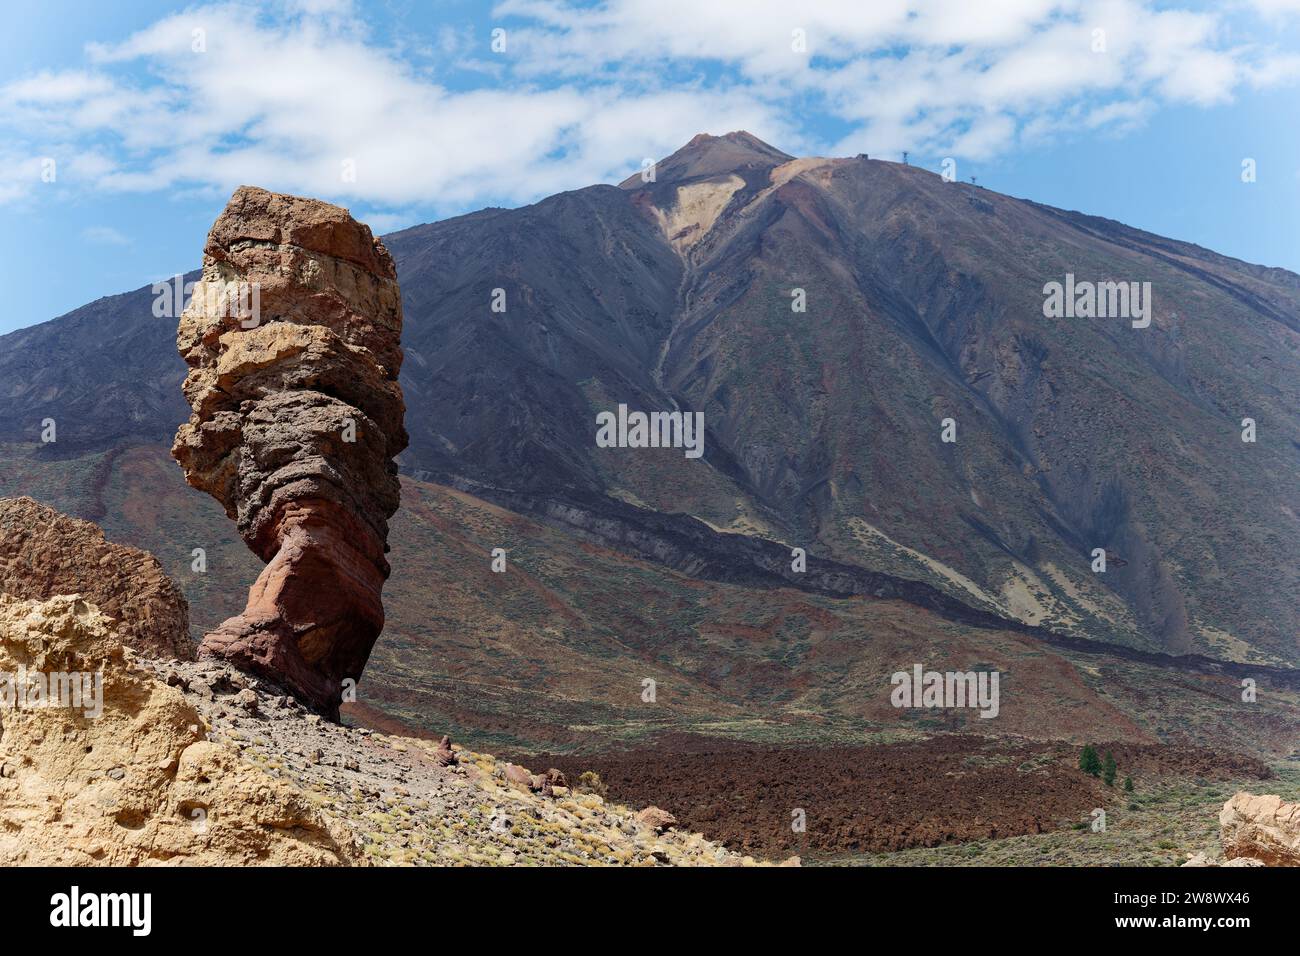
[618,130,795,187]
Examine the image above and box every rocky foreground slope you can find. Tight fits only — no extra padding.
[0,490,1290,866]
[0,592,772,866]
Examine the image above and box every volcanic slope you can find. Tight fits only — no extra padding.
[3,444,1298,762]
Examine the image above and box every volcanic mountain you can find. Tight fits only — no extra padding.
[384,129,1298,662]
[7,131,1296,662]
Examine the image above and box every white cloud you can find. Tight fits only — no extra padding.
[0,0,1294,211]
[498,0,1298,155]
[81,225,131,245]
[356,210,418,234]
[947,113,1018,160]
[1083,98,1152,132]
[0,71,114,104]
[1249,0,1300,17]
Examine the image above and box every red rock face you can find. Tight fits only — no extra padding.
[0,496,191,659]
[173,186,407,718]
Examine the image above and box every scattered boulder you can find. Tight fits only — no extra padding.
[429,735,456,768]
[538,768,567,796]
[172,186,407,718]
[502,763,535,791]
[636,806,678,832]
[1183,850,1264,867]
[0,497,190,658]
[501,764,570,797]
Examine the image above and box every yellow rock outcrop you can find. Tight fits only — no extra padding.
[0,594,358,865]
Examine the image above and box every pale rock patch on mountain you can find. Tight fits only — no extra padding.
[1196,624,1270,667]
[755,156,845,204]
[845,517,1002,614]
[1040,562,1132,632]
[998,563,1054,626]
[654,175,745,255]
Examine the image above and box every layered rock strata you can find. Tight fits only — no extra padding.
[172,186,407,717]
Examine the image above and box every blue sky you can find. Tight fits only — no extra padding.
[2,0,1298,335]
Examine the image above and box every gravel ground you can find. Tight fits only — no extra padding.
[141,655,788,866]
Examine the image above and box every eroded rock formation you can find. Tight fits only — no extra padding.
[1220,792,1300,866]
[172,186,407,718]
[0,594,358,865]
[0,496,190,658]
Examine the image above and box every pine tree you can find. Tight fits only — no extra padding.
[1079,744,1101,777]
[1124,776,1134,792]
[1103,751,1117,786]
